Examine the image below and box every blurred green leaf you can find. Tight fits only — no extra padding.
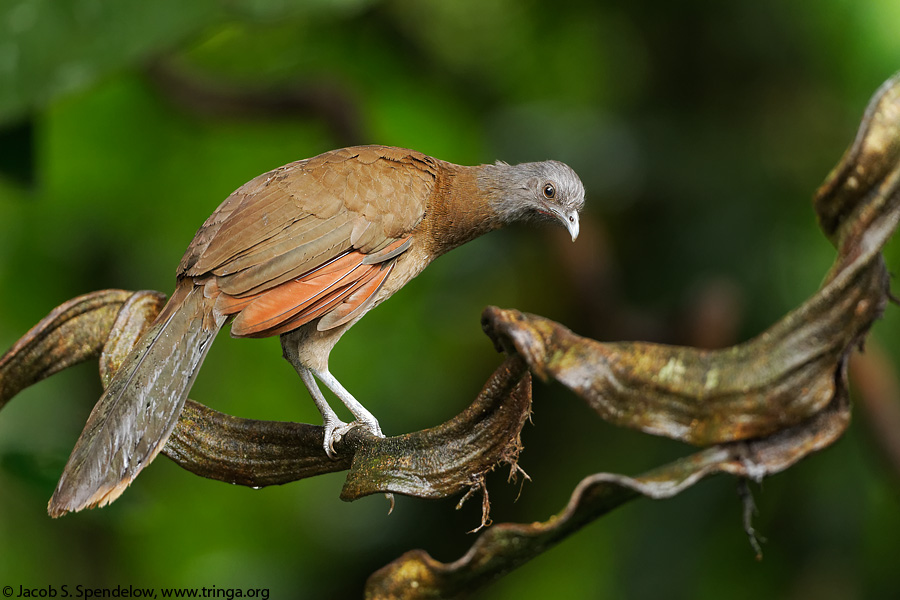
[0,0,378,125]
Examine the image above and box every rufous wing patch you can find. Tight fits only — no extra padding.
[227,251,365,337]
[222,236,410,338]
[316,261,394,330]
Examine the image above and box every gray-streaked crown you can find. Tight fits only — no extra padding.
[479,159,585,241]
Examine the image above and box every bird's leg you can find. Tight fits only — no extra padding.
[280,334,382,455]
[281,337,350,457]
[311,367,384,439]
[295,366,349,458]
[312,367,394,510]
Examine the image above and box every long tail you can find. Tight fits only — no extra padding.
[48,282,221,517]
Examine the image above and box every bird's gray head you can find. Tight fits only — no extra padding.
[479,159,585,241]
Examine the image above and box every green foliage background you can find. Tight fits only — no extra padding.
[1,1,899,598]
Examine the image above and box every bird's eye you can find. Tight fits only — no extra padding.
[543,183,556,199]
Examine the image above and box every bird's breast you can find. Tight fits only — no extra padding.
[368,243,433,309]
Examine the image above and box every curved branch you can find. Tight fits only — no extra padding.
[364,71,900,597]
[0,291,532,507]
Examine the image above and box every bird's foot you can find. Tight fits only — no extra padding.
[354,412,384,439]
[322,418,350,458]
[323,418,384,458]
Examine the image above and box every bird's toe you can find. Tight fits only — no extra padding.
[355,415,384,439]
[323,419,350,458]
[322,418,385,457]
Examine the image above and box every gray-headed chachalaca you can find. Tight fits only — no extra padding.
[48,145,585,516]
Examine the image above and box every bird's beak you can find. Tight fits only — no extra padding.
[553,208,579,241]
[564,210,580,241]
[542,204,580,241]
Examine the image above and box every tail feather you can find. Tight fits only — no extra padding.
[48,283,220,517]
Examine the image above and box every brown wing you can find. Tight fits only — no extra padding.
[214,238,406,337]
[178,146,437,336]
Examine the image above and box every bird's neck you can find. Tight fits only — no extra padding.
[421,163,510,257]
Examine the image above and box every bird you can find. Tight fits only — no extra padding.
[47,145,585,516]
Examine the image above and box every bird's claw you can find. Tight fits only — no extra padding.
[322,419,349,459]
[322,418,384,458]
